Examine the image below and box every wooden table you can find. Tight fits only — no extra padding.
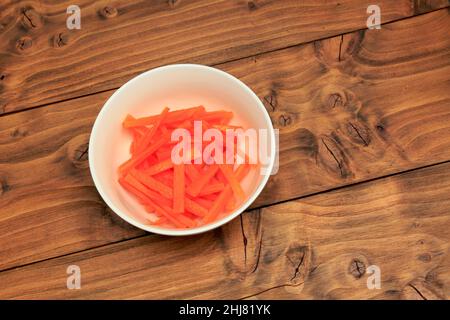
[0,0,449,300]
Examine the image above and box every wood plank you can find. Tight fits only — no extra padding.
[0,9,449,272]
[1,161,449,299]
[0,0,448,114]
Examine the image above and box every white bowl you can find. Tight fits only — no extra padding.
[89,64,275,236]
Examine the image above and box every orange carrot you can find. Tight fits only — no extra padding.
[118,106,255,229]
[188,164,219,196]
[204,164,250,223]
[173,163,185,213]
[204,188,233,223]
[184,198,209,217]
[198,182,225,196]
[134,107,169,153]
[119,134,169,175]
[199,110,233,122]
[218,164,246,202]
[144,158,174,175]
[151,202,187,228]
[122,173,172,207]
[161,204,195,228]
[123,106,205,128]
[195,198,214,210]
[130,169,173,199]
[185,164,201,181]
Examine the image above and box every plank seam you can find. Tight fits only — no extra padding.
[1,158,449,274]
[0,6,448,118]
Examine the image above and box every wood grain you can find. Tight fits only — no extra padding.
[1,161,448,299]
[0,9,449,272]
[236,8,450,207]
[0,0,448,114]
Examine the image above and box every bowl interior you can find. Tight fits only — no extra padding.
[89,64,274,235]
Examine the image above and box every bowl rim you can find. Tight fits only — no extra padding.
[88,63,276,236]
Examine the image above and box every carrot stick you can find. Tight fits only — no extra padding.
[184,198,208,217]
[123,106,205,128]
[188,164,219,196]
[185,164,201,181]
[134,107,169,154]
[151,202,187,228]
[194,198,214,210]
[129,169,173,199]
[218,164,246,202]
[122,173,172,207]
[198,182,225,196]
[161,204,195,228]
[199,110,233,122]
[204,188,233,224]
[204,164,250,223]
[119,134,169,175]
[155,147,173,161]
[173,163,185,213]
[144,158,174,175]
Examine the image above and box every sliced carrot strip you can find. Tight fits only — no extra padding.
[155,147,173,161]
[123,173,172,207]
[123,106,205,128]
[218,164,246,202]
[204,164,250,223]
[152,203,186,228]
[194,198,214,210]
[129,169,173,199]
[173,163,185,213]
[161,204,195,228]
[135,107,169,154]
[188,164,219,197]
[201,193,219,201]
[144,158,174,175]
[204,188,233,223]
[199,110,233,122]
[185,164,200,181]
[184,198,208,217]
[198,182,225,196]
[119,134,169,175]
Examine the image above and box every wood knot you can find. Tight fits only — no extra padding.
[74,143,89,162]
[0,178,11,196]
[376,123,385,132]
[21,8,42,29]
[16,36,33,51]
[418,253,432,263]
[328,93,343,108]
[285,243,309,284]
[247,1,258,11]
[319,135,351,179]
[99,6,118,18]
[10,127,28,138]
[278,114,292,127]
[263,90,277,112]
[349,259,366,278]
[53,32,69,47]
[0,74,5,81]
[346,121,370,146]
[67,134,91,169]
[168,0,181,9]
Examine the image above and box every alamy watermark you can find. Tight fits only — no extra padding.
[170,121,279,176]
[66,265,81,289]
[66,5,81,30]
[367,5,381,29]
[366,264,381,289]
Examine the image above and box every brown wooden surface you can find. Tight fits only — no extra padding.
[0,161,449,299]
[0,0,448,114]
[0,1,449,300]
